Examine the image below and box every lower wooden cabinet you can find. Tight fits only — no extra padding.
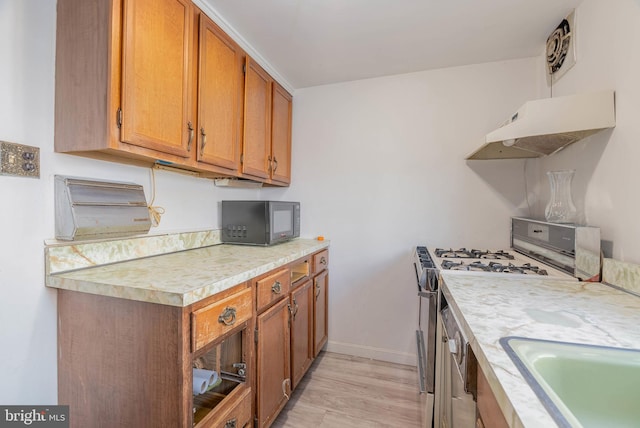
[57,249,328,428]
[290,279,314,389]
[476,365,509,428]
[313,270,329,356]
[256,297,291,427]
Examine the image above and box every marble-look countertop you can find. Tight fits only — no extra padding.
[440,271,640,428]
[46,238,329,307]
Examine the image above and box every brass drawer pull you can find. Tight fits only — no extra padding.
[320,256,327,265]
[224,418,237,428]
[218,307,237,326]
[272,281,282,294]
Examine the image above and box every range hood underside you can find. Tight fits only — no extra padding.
[466,128,607,160]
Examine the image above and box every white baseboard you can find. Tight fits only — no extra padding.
[325,340,417,366]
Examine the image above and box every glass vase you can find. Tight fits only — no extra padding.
[545,170,577,224]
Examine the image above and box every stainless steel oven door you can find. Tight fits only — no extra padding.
[417,289,437,427]
[417,290,437,393]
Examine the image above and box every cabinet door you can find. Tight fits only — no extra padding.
[242,58,272,179]
[121,0,193,157]
[197,14,243,171]
[256,298,291,427]
[270,83,292,184]
[290,280,314,389]
[313,270,329,357]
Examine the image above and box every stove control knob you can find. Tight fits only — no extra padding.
[419,270,427,288]
[448,338,458,355]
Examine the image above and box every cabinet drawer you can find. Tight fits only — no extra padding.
[199,387,252,428]
[192,287,252,351]
[312,250,329,273]
[256,268,290,312]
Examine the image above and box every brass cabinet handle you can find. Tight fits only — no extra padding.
[218,307,237,326]
[187,121,194,152]
[200,127,207,153]
[320,256,327,265]
[224,418,237,428]
[315,282,321,300]
[272,281,282,294]
[290,297,299,319]
[272,156,278,173]
[267,155,272,172]
[282,378,290,400]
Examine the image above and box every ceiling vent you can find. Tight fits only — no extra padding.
[546,10,576,83]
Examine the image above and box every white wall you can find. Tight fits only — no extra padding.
[0,0,254,404]
[531,0,640,262]
[262,59,540,363]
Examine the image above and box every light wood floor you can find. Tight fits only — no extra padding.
[272,352,423,427]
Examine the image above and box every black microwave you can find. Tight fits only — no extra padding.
[221,201,300,246]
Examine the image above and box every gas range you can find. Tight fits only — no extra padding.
[413,218,601,428]
[428,247,570,277]
[414,245,570,293]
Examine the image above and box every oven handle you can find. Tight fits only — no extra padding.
[418,290,436,299]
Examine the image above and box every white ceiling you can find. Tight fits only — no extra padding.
[200,0,583,89]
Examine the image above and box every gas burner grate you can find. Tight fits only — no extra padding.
[471,249,515,260]
[441,260,492,272]
[439,260,549,275]
[435,248,476,258]
[488,262,548,275]
[435,248,515,260]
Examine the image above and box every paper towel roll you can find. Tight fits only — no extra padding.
[192,368,219,386]
[192,376,208,395]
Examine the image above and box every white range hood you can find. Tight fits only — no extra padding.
[466,90,616,160]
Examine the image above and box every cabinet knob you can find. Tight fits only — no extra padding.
[272,281,282,294]
[218,307,237,326]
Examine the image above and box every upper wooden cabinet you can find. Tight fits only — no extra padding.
[242,58,293,185]
[121,0,193,157]
[196,14,243,171]
[55,0,292,186]
[270,82,293,185]
[55,0,195,163]
[242,58,273,180]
